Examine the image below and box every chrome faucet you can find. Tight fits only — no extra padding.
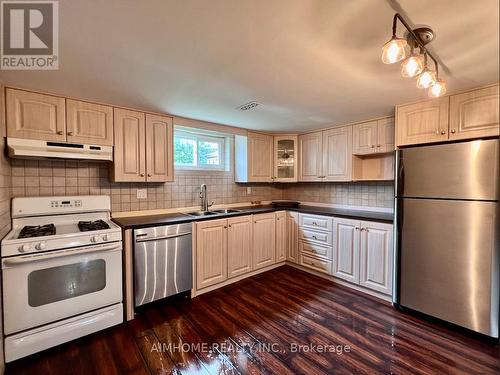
[199,184,214,212]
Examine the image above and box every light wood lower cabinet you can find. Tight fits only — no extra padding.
[6,88,66,141]
[66,99,113,145]
[286,212,299,263]
[275,211,287,262]
[196,218,228,289]
[227,216,253,278]
[252,213,276,270]
[333,218,393,295]
[332,218,360,284]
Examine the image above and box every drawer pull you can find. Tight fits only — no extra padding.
[312,222,317,226]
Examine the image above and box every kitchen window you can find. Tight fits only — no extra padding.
[174,126,229,171]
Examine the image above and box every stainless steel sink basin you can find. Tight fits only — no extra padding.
[211,209,241,214]
[185,211,218,217]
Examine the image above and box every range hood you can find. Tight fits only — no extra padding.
[6,138,113,161]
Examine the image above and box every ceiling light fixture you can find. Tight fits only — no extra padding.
[381,13,446,97]
[237,101,259,111]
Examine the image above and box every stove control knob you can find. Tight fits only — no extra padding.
[19,244,32,253]
[102,234,109,241]
[90,235,99,243]
[35,242,46,250]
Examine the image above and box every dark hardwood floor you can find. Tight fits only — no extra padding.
[6,266,499,374]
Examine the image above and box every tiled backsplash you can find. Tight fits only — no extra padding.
[10,160,283,212]
[282,182,394,209]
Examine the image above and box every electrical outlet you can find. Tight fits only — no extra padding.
[246,187,252,195]
[137,189,147,199]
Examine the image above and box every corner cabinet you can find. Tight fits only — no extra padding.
[286,212,299,263]
[273,136,298,182]
[275,211,287,262]
[112,109,173,182]
[396,84,499,147]
[6,88,66,141]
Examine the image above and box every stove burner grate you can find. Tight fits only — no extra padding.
[18,224,56,239]
[78,220,110,232]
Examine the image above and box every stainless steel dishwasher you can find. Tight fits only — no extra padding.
[134,223,192,307]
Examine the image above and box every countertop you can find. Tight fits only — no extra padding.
[112,205,393,229]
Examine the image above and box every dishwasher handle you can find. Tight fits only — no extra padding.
[135,231,191,242]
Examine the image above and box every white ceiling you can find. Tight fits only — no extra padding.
[0,0,498,132]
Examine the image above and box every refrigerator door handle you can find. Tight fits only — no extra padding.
[395,149,404,197]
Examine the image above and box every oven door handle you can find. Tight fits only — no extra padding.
[2,243,122,266]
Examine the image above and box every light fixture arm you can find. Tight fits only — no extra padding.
[392,13,439,77]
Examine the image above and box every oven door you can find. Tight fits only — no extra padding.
[2,242,122,335]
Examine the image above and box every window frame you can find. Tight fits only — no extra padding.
[174,128,227,171]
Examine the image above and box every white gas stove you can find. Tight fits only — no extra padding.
[1,196,123,362]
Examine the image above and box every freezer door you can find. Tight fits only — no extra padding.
[397,198,499,337]
[396,139,498,200]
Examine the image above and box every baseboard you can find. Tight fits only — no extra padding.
[192,262,286,297]
[285,262,392,302]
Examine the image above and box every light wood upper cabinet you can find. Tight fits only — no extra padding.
[332,218,360,284]
[377,117,395,153]
[113,108,146,182]
[286,212,299,264]
[322,126,352,181]
[299,131,323,181]
[6,88,66,141]
[227,215,253,279]
[353,120,378,155]
[396,97,449,147]
[449,85,499,140]
[359,221,393,295]
[145,114,174,182]
[273,135,298,182]
[248,132,273,182]
[275,211,287,262]
[196,219,228,289]
[252,213,276,270]
[66,99,113,146]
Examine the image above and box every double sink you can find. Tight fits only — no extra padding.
[184,208,242,217]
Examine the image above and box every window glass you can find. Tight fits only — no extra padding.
[174,128,227,171]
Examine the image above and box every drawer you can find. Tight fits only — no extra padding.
[299,241,332,261]
[300,228,332,246]
[299,214,332,231]
[300,254,332,274]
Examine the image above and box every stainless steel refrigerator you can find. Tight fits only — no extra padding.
[394,139,499,338]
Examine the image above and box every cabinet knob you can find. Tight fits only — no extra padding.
[355,227,360,230]
[147,174,152,177]
[440,130,446,135]
[228,224,232,228]
[377,144,381,147]
[451,129,456,134]
[371,145,375,148]
[67,132,74,136]
[224,226,227,229]
[140,173,145,177]
[57,130,64,135]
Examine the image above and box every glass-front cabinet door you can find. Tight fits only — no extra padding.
[273,135,298,182]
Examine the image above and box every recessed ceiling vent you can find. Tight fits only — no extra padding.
[237,101,259,111]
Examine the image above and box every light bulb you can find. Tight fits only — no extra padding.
[417,68,436,88]
[401,53,424,78]
[381,37,407,64]
[428,79,446,97]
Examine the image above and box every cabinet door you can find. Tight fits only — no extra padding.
[286,212,299,263]
[248,132,273,182]
[6,88,66,141]
[66,99,113,145]
[352,121,378,155]
[275,211,287,262]
[113,108,146,182]
[449,85,499,141]
[396,97,449,147]
[333,218,360,283]
[322,126,352,181]
[298,132,323,181]
[252,213,276,270]
[196,219,228,289]
[227,215,253,278]
[359,221,393,295]
[274,135,298,182]
[377,117,395,153]
[145,114,174,182]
